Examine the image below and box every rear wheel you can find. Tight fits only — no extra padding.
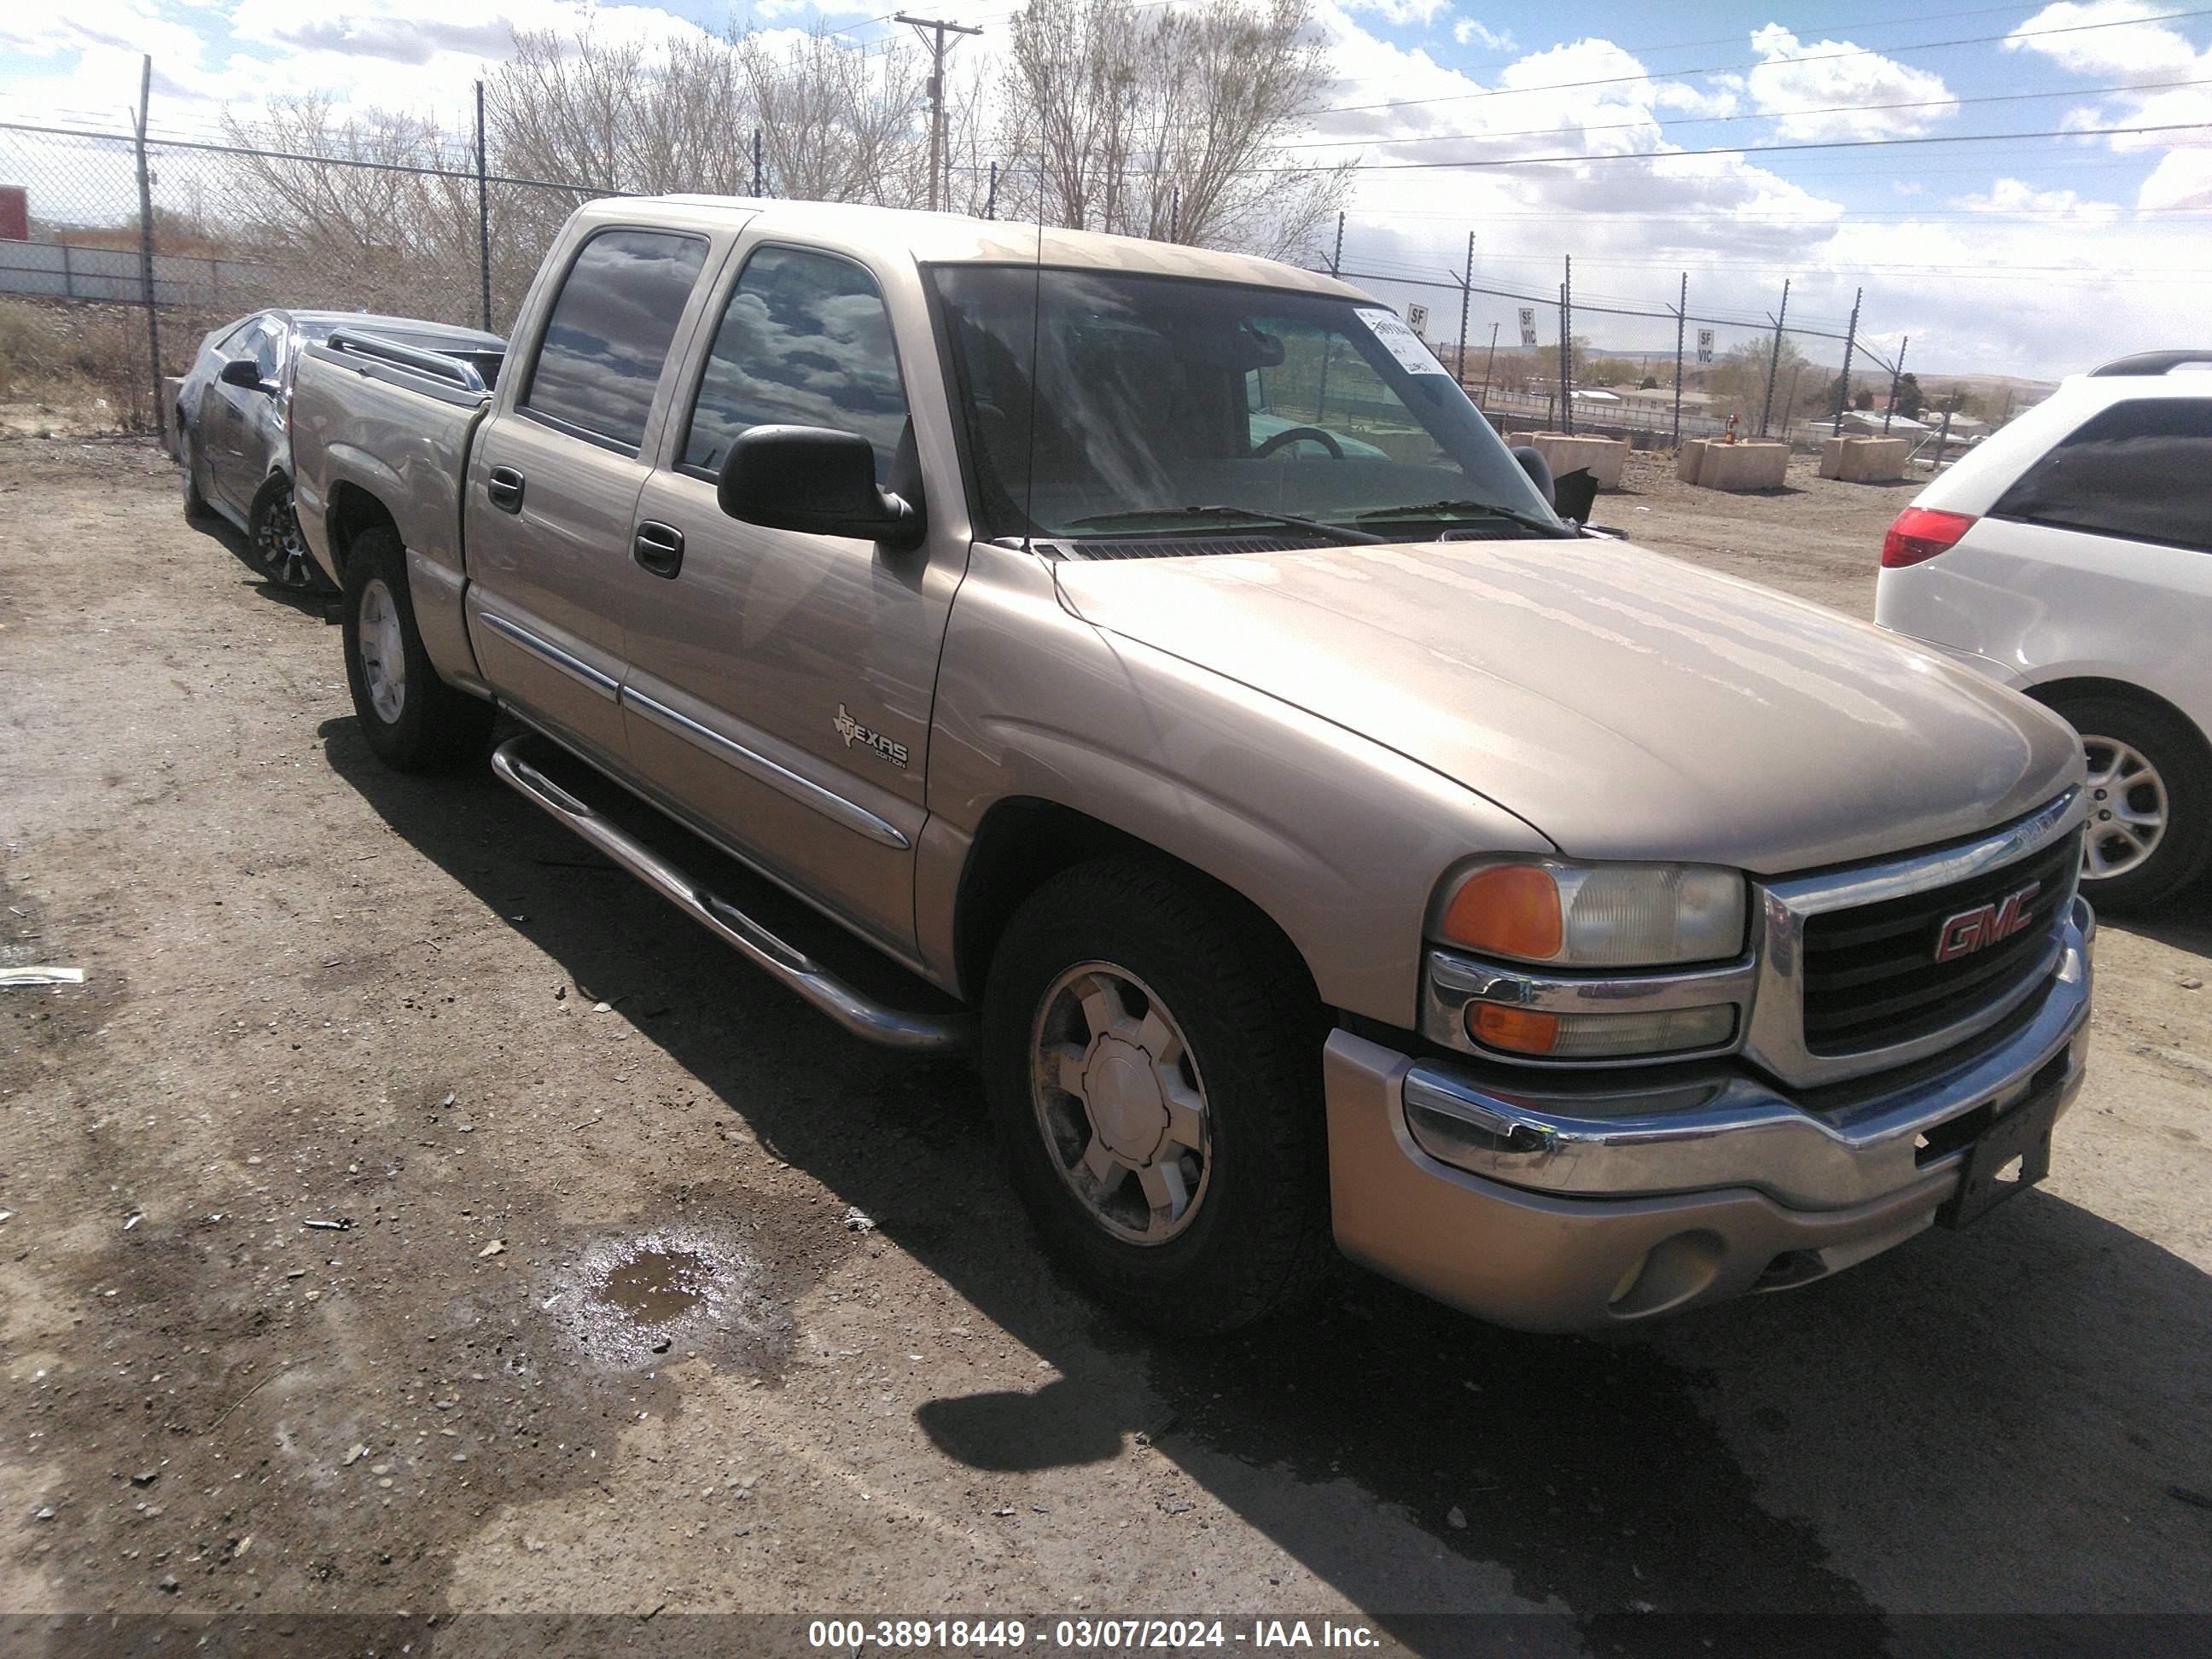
[2042,690,2212,911]
[341,526,493,772]
[180,428,210,520]
[980,859,1331,1334]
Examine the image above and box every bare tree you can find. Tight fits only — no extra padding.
[481,28,755,197]
[217,98,482,323]
[1002,0,1351,255]
[736,28,930,207]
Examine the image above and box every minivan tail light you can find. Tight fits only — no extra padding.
[1881,507,1976,568]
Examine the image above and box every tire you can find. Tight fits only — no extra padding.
[2042,690,2212,911]
[341,525,494,773]
[980,858,1332,1334]
[249,477,331,592]
[180,427,211,520]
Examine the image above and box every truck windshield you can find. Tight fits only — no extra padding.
[928,265,1566,545]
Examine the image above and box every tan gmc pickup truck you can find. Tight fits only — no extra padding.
[287,196,2096,1334]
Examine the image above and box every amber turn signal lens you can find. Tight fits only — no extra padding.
[1441,864,1563,960]
[1466,1003,1561,1056]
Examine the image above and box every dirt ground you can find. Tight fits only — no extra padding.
[2,437,2209,1651]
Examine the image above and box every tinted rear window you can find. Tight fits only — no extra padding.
[1991,398,2212,554]
[522,229,708,451]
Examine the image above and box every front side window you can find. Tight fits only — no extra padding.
[928,265,1562,545]
[682,245,910,480]
[247,318,285,381]
[1991,398,2212,554]
[523,228,708,452]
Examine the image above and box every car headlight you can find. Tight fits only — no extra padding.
[1434,859,1748,969]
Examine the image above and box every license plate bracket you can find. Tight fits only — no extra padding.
[1936,1079,2060,1229]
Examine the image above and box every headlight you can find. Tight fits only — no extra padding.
[1435,859,1748,969]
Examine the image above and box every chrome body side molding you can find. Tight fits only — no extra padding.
[619,684,912,851]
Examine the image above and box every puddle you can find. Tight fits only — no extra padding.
[541,1225,792,1373]
[598,1247,710,1323]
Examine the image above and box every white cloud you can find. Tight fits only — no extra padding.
[2005,0,2198,81]
[1451,18,1516,53]
[1340,0,1452,29]
[1742,24,1957,141]
[1949,178,2122,222]
[2138,146,2212,208]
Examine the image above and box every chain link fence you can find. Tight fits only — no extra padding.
[2,110,1968,463]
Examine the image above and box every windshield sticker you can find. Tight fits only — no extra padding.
[1356,308,1447,376]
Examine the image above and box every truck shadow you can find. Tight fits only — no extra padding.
[317,717,2212,1651]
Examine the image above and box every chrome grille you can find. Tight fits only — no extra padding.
[1799,830,2081,1054]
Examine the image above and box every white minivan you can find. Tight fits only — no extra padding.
[1876,351,2212,910]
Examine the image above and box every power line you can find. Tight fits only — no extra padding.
[1263,119,2212,173]
[1284,74,2212,152]
[1319,6,2212,119]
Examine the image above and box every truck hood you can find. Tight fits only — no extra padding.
[1051,538,2082,875]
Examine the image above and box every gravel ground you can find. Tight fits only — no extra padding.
[2,437,2209,1650]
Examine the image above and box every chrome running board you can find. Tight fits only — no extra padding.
[490,736,971,1055]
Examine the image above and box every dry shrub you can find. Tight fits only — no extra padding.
[0,298,220,432]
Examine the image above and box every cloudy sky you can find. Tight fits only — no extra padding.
[3,0,2208,377]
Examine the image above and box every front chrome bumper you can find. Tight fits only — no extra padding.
[1323,898,2093,1331]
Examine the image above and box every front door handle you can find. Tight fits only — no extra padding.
[486,466,526,515]
[633,521,684,579]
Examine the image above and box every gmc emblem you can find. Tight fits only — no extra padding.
[1934,882,2042,963]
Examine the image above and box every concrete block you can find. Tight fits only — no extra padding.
[1819,435,1850,479]
[1690,439,1791,492]
[1675,439,1708,485]
[1840,435,1908,482]
[1528,432,1629,491]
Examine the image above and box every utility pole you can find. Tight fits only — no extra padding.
[131,55,163,434]
[1330,211,1345,277]
[1456,231,1473,383]
[1831,286,1863,437]
[898,13,982,213]
[985,160,998,220]
[1169,185,1180,243]
[1759,276,1790,439]
[474,81,492,333]
[1884,335,1909,434]
[752,127,764,197]
[1672,271,1685,448]
[1479,322,1499,410]
[1557,255,1573,437]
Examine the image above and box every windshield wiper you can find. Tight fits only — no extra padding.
[1351,499,1569,538]
[1064,505,1385,545]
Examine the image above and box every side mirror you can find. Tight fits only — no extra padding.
[718,425,923,550]
[218,357,271,392]
[1511,444,1555,508]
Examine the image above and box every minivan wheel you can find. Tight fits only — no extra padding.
[981,859,1331,1334]
[341,526,494,772]
[2044,690,2212,911]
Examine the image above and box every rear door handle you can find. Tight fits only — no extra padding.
[486,466,526,514]
[633,521,684,579]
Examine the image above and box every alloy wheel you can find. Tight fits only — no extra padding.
[2081,734,2168,879]
[256,486,318,589]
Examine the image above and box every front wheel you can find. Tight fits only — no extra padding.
[250,478,329,591]
[2043,690,2212,911]
[980,859,1332,1334]
[341,526,493,772]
